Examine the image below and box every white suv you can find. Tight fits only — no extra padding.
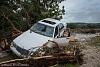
[10,18,69,57]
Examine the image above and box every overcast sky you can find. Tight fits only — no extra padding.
[60,0,100,23]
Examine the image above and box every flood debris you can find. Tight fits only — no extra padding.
[0,42,81,67]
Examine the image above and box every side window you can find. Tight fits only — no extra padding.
[59,23,64,31]
[54,26,58,38]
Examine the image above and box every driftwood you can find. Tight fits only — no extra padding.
[0,52,77,67]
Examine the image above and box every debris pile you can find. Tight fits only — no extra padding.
[0,41,81,67]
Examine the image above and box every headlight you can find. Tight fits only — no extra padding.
[11,41,16,47]
[11,42,14,47]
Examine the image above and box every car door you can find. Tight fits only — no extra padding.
[59,23,64,37]
[54,24,69,46]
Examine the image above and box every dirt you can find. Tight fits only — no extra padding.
[75,34,100,67]
[81,45,100,67]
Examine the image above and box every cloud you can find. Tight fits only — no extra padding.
[61,0,100,23]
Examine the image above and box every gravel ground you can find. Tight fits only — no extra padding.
[75,34,100,67]
[81,45,100,67]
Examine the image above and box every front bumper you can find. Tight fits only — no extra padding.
[10,43,27,58]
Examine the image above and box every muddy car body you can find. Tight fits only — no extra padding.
[10,18,70,57]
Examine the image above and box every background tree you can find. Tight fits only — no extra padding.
[0,0,65,39]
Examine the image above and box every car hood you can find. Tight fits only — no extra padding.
[13,30,52,50]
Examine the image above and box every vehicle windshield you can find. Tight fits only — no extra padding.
[30,23,54,37]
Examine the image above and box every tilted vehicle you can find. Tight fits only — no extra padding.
[10,18,70,57]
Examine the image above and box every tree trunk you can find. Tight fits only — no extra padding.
[2,12,22,33]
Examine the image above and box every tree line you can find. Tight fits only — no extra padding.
[67,23,100,29]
